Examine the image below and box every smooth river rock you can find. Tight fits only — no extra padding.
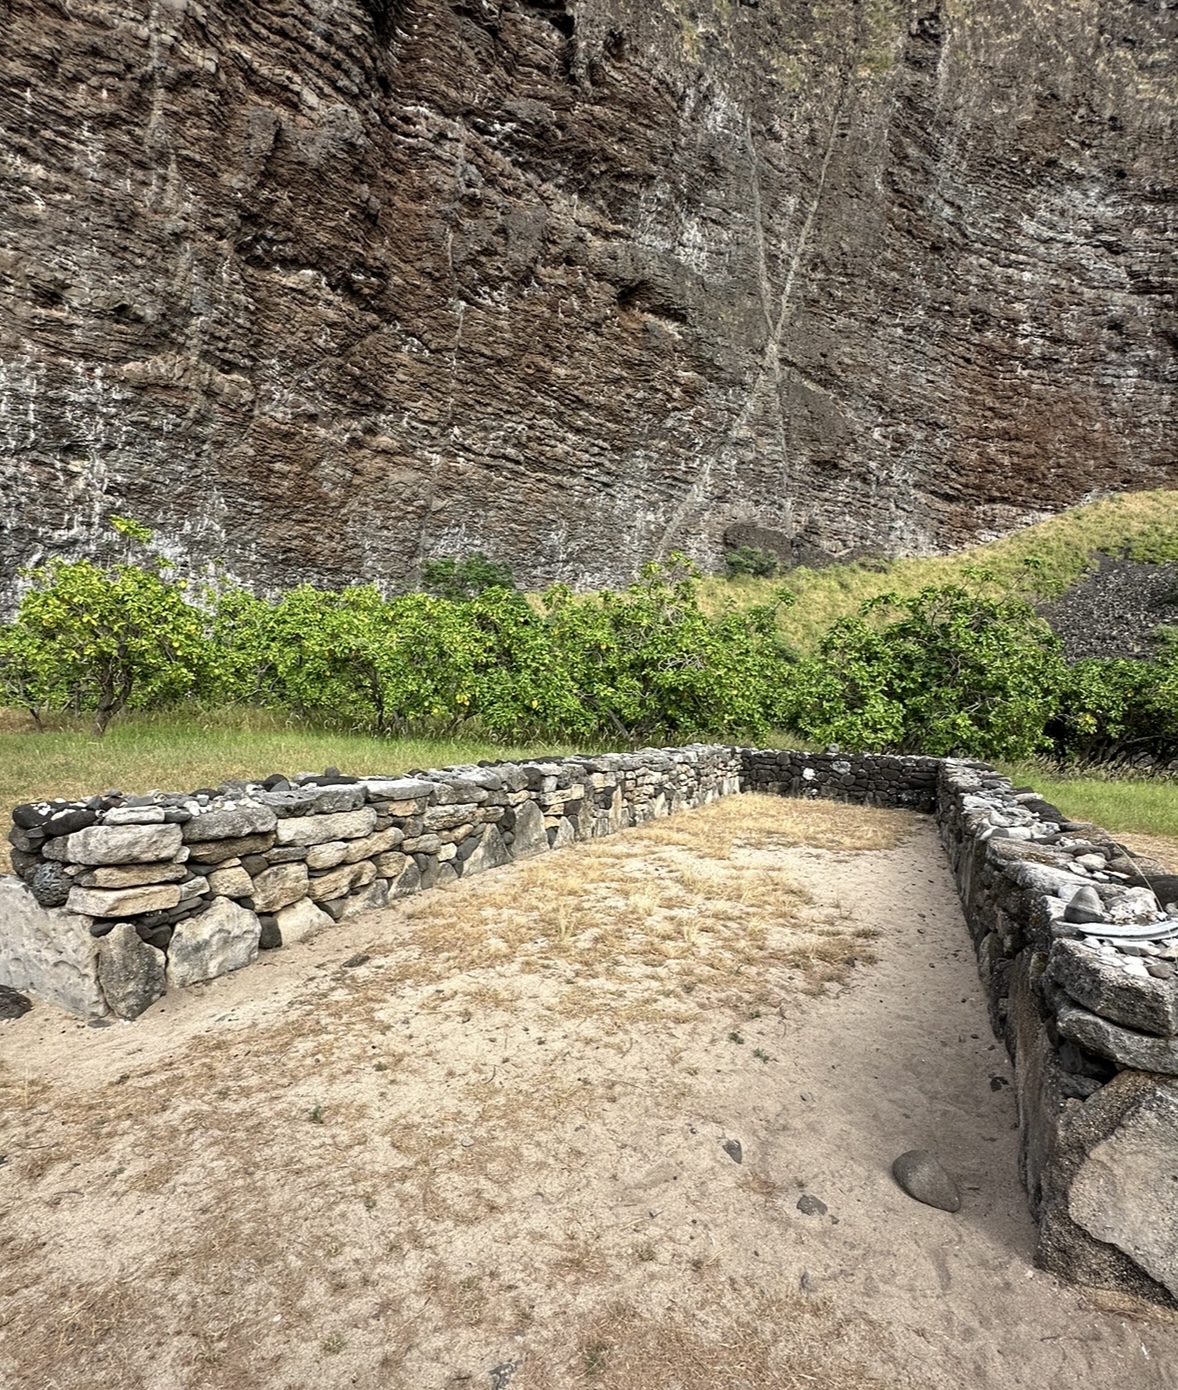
[891,1150,962,1213]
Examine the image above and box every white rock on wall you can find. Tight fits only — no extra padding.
[66,882,182,917]
[275,897,334,945]
[274,808,378,846]
[0,877,106,1016]
[166,897,261,988]
[251,862,310,913]
[511,800,548,858]
[44,822,185,866]
[308,859,376,902]
[207,865,252,898]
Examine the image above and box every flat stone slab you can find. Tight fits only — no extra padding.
[1056,998,1178,1075]
[182,804,277,841]
[44,822,184,867]
[1048,937,1178,1037]
[66,882,182,919]
[1068,1078,1178,1299]
[274,808,377,847]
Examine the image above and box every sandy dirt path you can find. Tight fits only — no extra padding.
[1,799,1175,1389]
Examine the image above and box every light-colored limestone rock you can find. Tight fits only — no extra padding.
[250,862,309,913]
[76,861,189,889]
[275,897,334,945]
[166,897,260,987]
[308,859,376,902]
[338,878,390,919]
[274,807,377,846]
[510,799,548,858]
[207,865,253,898]
[1069,1081,1178,1299]
[306,840,350,870]
[344,827,404,863]
[45,822,184,866]
[374,850,408,879]
[96,924,166,1019]
[66,882,182,918]
[0,877,105,1016]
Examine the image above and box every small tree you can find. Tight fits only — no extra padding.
[3,523,210,735]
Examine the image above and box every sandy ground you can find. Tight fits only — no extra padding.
[2,798,1176,1390]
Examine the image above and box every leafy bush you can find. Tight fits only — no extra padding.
[786,584,1066,761]
[420,553,516,601]
[1047,633,1178,766]
[724,545,780,580]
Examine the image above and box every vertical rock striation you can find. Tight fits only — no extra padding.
[0,0,1175,598]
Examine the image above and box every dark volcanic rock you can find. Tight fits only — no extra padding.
[1,1,1176,598]
[1040,559,1178,662]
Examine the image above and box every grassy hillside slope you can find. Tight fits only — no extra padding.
[698,490,1178,652]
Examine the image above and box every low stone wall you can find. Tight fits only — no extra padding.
[936,760,1178,1306]
[4,742,1176,1305]
[0,746,742,1020]
[741,748,940,812]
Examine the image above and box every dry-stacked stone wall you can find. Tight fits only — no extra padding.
[3,743,1175,1305]
[0,746,742,1020]
[936,760,1178,1307]
[741,749,940,812]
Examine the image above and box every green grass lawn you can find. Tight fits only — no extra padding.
[2,711,1173,859]
[0,709,591,828]
[1002,764,1178,841]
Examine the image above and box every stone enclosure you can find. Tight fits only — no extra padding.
[2,745,1177,1307]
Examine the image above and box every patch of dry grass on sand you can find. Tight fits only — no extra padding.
[0,796,914,1390]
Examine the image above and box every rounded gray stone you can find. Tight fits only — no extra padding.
[891,1150,961,1212]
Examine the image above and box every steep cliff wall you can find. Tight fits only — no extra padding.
[1,0,1175,598]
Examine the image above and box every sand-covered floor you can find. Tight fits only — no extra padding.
[2,797,1176,1389]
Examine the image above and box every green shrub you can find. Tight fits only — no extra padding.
[420,553,516,600]
[786,584,1065,761]
[724,545,780,580]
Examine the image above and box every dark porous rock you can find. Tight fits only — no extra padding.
[722,1138,742,1164]
[0,985,32,1020]
[241,853,271,877]
[1060,1073,1105,1100]
[166,896,212,924]
[8,825,44,854]
[262,774,290,791]
[44,806,100,837]
[891,1150,961,1212]
[88,920,117,938]
[31,861,71,908]
[12,801,54,830]
[258,915,283,950]
[796,1193,828,1217]
[139,925,174,952]
[320,898,347,922]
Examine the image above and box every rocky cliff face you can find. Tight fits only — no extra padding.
[1,0,1176,598]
